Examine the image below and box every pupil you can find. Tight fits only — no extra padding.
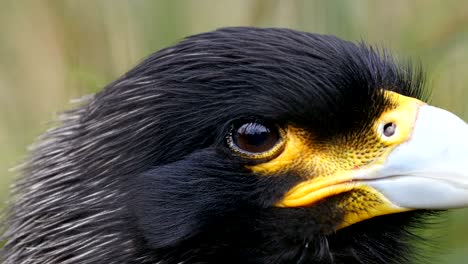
[242,124,269,146]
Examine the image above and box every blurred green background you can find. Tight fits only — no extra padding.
[1,0,468,263]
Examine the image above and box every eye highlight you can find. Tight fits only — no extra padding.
[227,121,285,159]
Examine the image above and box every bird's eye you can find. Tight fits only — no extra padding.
[382,122,396,137]
[228,121,284,159]
[233,123,278,153]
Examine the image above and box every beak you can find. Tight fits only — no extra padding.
[361,105,468,209]
[277,103,468,228]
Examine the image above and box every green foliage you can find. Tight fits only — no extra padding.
[1,1,467,262]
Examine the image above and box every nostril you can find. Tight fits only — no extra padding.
[383,122,396,137]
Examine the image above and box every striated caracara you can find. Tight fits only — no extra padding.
[2,27,468,264]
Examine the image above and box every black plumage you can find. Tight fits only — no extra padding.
[2,27,437,264]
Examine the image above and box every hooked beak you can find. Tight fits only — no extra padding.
[277,101,468,229]
[363,105,468,209]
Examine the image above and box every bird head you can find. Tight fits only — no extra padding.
[4,27,468,264]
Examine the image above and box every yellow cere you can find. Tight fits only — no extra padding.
[247,91,425,229]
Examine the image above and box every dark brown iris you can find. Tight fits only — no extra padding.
[232,122,279,154]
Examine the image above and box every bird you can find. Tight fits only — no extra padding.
[2,27,468,264]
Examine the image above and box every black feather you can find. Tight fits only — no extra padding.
[2,27,430,264]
